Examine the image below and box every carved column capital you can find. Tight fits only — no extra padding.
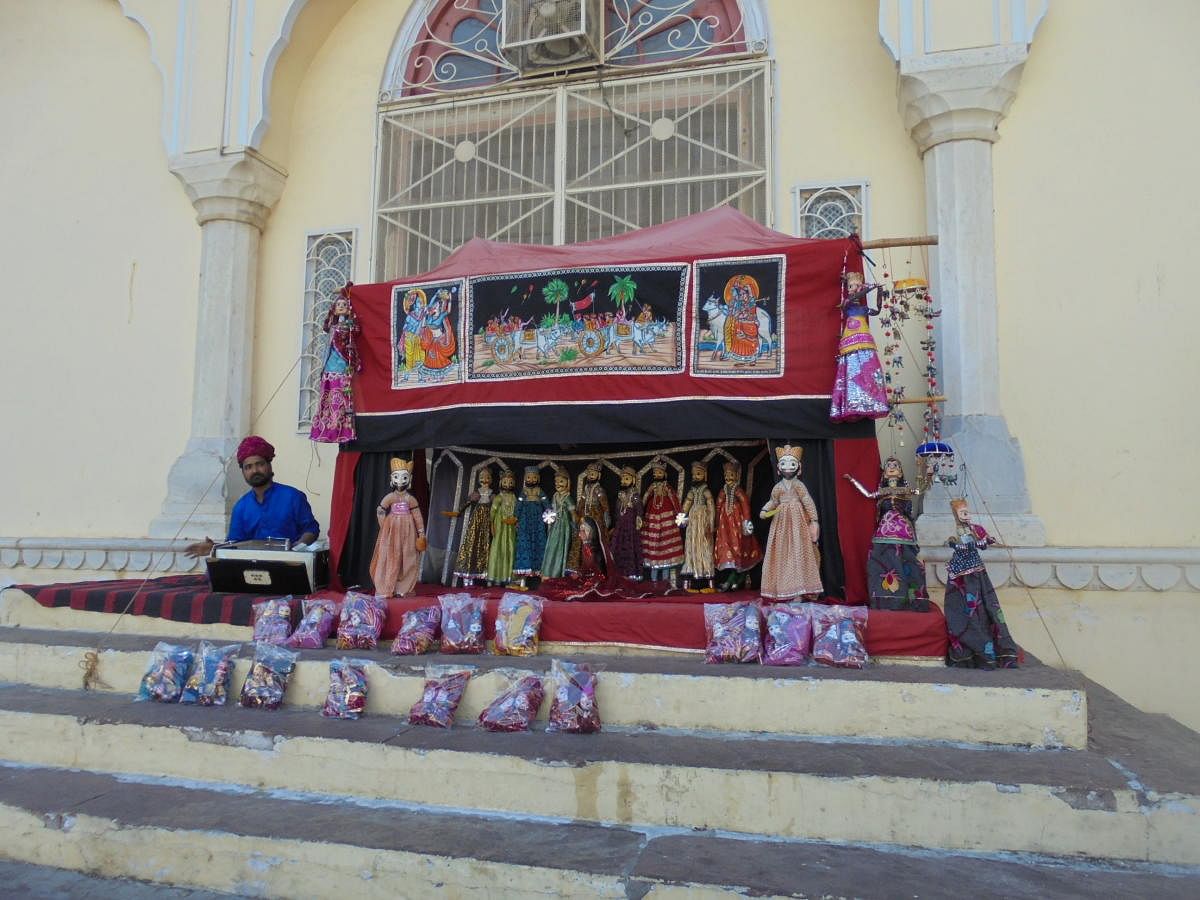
[898,43,1029,154]
[169,149,287,229]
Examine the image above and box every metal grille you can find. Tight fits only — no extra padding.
[792,182,868,239]
[298,231,354,430]
[374,61,770,280]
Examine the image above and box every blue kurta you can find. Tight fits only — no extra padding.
[512,490,550,576]
[228,482,320,543]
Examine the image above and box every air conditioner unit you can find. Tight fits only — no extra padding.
[501,0,605,75]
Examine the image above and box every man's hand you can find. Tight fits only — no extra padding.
[183,538,215,559]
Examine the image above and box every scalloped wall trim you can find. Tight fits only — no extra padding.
[920,546,1200,593]
[0,539,203,577]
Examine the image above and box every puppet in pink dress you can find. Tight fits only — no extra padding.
[830,271,888,422]
[370,458,426,597]
[310,288,361,443]
[759,445,822,600]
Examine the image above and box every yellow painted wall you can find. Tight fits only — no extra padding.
[994,0,1200,547]
[0,0,199,537]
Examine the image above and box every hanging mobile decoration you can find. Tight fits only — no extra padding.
[906,277,956,489]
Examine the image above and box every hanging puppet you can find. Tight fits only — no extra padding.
[309,286,361,443]
[679,460,716,590]
[713,460,762,591]
[759,445,822,600]
[369,458,426,597]
[487,467,518,585]
[541,467,576,579]
[609,466,644,580]
[944,498,1019,668]
[830,270,889,422]
[567,461,610,574]
[844,457,930,611]
[640,457,684,583]
[446,466,494,586]
[511,466,550,585]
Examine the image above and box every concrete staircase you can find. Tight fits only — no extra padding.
[0,620,1196,898]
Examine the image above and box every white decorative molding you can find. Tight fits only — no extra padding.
[0,539,203,576]
[920,546,1200,593]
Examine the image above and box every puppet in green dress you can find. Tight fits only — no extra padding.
[487,468,518,585]
[541,468,577,578]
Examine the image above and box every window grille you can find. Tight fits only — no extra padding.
[298,231,355,430]
[375,60,771,280]
[792,182,868,239]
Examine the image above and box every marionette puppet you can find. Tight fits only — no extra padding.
[512,466,550,586]
[713,460,762,591]
[640,457,685,583]
[445,466,494,586]
[759,445,823,600]
[486,468,519,585]
[609,466,645,580]
[541,468,577,579]
[369,458,427,597]
[575,517,607,578]
[944,498,1018,669]
[844,456,930,611]
[567,461,611,574]
[830,270,889,422]
[678,460,716,590]
[310,287,362,443]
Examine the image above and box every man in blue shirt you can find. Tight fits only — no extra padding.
[184,435,320,557]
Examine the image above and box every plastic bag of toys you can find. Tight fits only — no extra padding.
[408,666,473,728]
[336,591,388,651]
[478,671,545,733]
[389,604,442,656]
[493,592,546,657]
[136,642,195,703]
[703,601,762,664]
[251,596,295,645]
[761,604,813,666]
[546,659,601,734]
[809,604,869,669]
[180,641,240,706]
[238,642,300,710]
[437,593,486,654]
[321,657,370,720]
[284,597,339,650]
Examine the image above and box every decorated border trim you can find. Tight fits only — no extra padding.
[389,277,468,390]
[463,263,690,383]
[356,392,832,419]
[690,254,787,379]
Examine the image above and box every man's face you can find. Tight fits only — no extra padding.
[692,465,707,483]
[241,456,272,488]
[884,459,902,480]
[524,472,540,489]
[478,470,493,488]
[620,472,634,488]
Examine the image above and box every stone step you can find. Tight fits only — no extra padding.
[0,684,1195,864]
[0,625,1087,748]
[0,764,1197,899]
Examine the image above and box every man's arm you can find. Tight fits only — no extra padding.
[293,490,320,545]
[185,497,246,558]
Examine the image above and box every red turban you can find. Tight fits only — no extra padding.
[236,435,275,465]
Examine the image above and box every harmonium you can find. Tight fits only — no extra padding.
[206,539,330,595]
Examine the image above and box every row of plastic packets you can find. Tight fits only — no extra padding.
[390,604,441,655]
[408,665,473,728]
[137,642,195,703]
[478,670,545,732]
[285,598,339,649]
[493,592,545,657]
[809,604,869,669]
[179,641,240,706]
[251,596,295,645]
[438,594,485,654]
[322,658,370,719]
[762,604,813,666]
[547,659,601,733]
[337,592,388,650]
[238,642,299,710]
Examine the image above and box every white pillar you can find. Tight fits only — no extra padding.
[898,45,1046,546]
[149,150,286,539]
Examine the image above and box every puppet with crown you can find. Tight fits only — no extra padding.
[369,457,426,597]
[759,444,822,600]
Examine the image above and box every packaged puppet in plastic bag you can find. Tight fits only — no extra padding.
[703,600,762,664]
[761,603,813,666]
[478,670,545,733]
[238,642,300,710]
[408,665,473,728]
[336,591,388,650]
[322,657,370,720]
[809,604,869,669]
[546,659,601,734]
[389,604,441,656]
[180,641,240,706]
[437,593,486,655]
[493,592,546,657]
[251,596,295,645]
[284,597,339,650]
[137,642,195,703]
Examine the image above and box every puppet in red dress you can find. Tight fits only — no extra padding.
[713,460,762,590]
[640,457,684,583]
